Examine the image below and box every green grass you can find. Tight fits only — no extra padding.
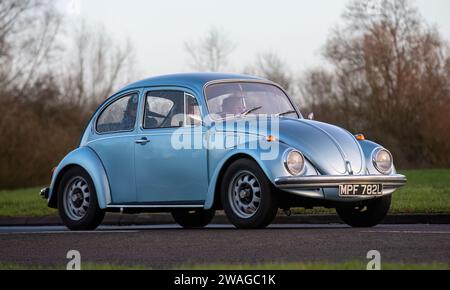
[0,187,56,217]
[0,170,448,217]
[177,262,450,270]
[391,170,450,214]
[0,263,146,270]
[0,262,448,270]
[293,169,450,215]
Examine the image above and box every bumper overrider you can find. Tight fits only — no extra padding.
[274,174,407,189]
[40,187,50,199]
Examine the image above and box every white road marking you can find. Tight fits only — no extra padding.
[0,230,141,235]
[363,230,450,235]
[0,225,449,235]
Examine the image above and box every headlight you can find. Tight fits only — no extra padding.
[284,150,306,176]
[372,148,393,174]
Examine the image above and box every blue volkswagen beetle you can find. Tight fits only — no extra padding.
[41,73,406,230]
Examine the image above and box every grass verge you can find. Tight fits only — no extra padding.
[0,262,448,270]
[0,169,448,217]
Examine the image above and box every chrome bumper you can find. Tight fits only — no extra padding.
[274,174,407,189]
[40,187,50,199]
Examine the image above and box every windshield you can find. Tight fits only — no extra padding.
[205,82,300,119]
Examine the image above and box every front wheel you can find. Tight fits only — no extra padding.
[221,159,278,229]
[58,167,105,231]
[172,209,216,228]
[336,195,391,228]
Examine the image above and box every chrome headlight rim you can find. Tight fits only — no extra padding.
[372,148,394,175]
[283,149,306,176]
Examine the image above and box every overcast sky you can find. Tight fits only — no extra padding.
[60,0,450,77]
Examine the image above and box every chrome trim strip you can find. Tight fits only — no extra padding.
[275,174,407,189]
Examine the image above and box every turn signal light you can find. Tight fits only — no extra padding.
[356,134,365,141]
[266,135,276,142]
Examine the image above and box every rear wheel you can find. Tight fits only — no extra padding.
[336,195,391,228]
[221,159,278,229]
[58,167,105,231]
[172,209,215,228]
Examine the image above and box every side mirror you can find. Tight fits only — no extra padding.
[308,112,315,120]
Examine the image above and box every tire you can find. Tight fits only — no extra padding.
[336,195,392,228]
[58,167,105,231]
[171,209,216,228]
[221,159,278,229]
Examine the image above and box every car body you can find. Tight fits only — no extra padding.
[41,73,407,230]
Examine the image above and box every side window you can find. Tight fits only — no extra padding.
[143,91,202,129]
[96,94,139,134]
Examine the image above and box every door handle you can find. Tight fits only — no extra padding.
[135,137,151,145]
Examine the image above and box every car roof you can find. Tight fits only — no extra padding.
[120,72,267,92]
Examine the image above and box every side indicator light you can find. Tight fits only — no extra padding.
[266,135,276,142]
[356,134,365,141]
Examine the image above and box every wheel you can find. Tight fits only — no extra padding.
[58,167,105,231]
[171,209,216,228]
[221,159,278,229]
[336,195,391,228]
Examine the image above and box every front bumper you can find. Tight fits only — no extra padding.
[274,174,407,190]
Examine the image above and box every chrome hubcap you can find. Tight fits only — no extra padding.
[228,171,261,219]
[63,177,90,221]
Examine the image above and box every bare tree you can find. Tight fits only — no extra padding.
[61,22,137,106]
[185,27,235,71]
[0,0,62,94]
[245,52,293,91]
[299,68,337,115]
[0,2,139,188]
[300,0,450,167]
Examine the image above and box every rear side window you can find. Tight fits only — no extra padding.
[96,94,139,134]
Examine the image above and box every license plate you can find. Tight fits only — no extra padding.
[339,184,383,197]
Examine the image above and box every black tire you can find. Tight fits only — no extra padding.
[336,195,392,228]
[58,167,105,231]
[171,209,216,228]
[221,159,278,229]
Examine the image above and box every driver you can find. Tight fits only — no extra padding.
[221,93,246,117]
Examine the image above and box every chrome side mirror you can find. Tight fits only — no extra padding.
[308,112,315,120]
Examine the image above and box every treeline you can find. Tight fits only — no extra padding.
[185,0,450,169]
[0,0,135,189]
[0,0,449,189]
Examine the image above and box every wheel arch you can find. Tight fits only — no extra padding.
[48,147,111,209]
[205,151,275,210]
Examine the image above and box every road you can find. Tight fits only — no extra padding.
[0,224,449,268]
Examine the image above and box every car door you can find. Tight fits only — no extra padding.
[88,92,140,204]
[134,89,208,204]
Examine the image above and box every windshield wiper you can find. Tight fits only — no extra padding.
[239,106,263,117]
[276,110,297,117]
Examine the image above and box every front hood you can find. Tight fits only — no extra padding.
[279,119,366,175]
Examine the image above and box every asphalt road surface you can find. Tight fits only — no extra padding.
[0,224,449,268]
